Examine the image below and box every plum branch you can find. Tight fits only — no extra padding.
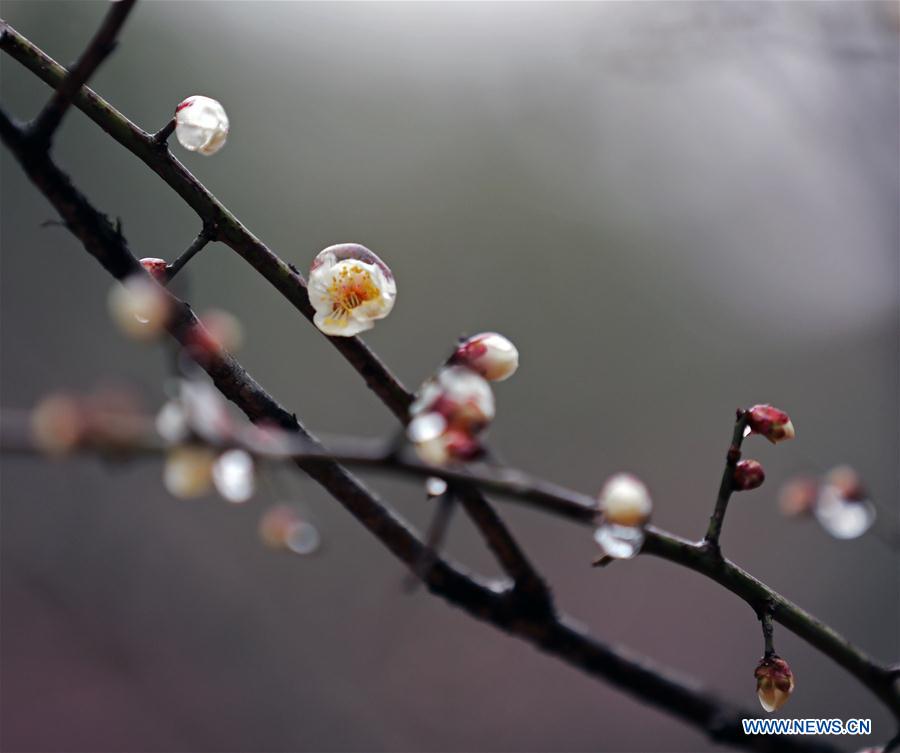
[1,5,896,750]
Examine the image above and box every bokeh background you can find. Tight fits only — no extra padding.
[1,2,898,751]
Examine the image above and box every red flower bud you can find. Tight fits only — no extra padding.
[755,655,795,712]
[140,257,169,283]
[747,404,795,444]
[734,459,765,491]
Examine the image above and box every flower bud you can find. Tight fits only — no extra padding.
[747,404,795,444]
[140,257,168,283]
[734,459,765,491]
[599,473,652,527]
[174,96,229,155]
[412,427,482,466]
[755,655,795,712]
[410,366,495,433]
[308,243,396,336]
[451,332,519,382]
[163,445,215,499]
[108,275,171,340]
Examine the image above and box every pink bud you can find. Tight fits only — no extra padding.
[451,332,519,382]
[140,257,169,283]
[734,459,765,491]
[755,655,795,712]
[747,404,795,444]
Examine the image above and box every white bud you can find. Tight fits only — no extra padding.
[174,96,229,156]
[599,473,652,527]
[453,332,519,381]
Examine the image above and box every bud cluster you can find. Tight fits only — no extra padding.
[406,332,519,466]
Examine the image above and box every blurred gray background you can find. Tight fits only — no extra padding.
[1,2,898,751]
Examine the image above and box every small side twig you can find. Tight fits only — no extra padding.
[167,226,214,281]
[703,409,749,554]
[760,608,775,658]
[404,490,458,591]
[151,117,176,145]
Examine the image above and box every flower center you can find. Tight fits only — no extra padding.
[326,264,379,320]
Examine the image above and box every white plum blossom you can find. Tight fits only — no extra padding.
[594,473,653,560]
[308,243,396,336]
[174,96,229,156]
[452,332,519,382]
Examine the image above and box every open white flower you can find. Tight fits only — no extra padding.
[308,243,396,336]
[175,96,229,156]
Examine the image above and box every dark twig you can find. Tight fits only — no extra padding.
[167,226,213,280]
[152,117,176,145]
[405,491,458,591]
[760,609,775,658]
[0,21,552,605]
[704,410,749,553]
[26,0,137,149]
[0,105,843,753]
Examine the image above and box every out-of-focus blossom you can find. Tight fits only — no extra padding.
[30,394,83,455]
[174,96,229,155]
[140,257,169,283]
[308,243,396,336]
[734,459,765,491]
[451,332,519,382]
[407,366,494,465]
[778,466,876,539]
[755,655,795,712]
[108,275,171,340]
[258,505,320,555]
[778,476,819,518]
[212,449,255,503]
[31,389,146,455]
[747,404,795,444]
[815,466,875,540]
[179,379,233,443]
[164,445,215,499]
[594,473,652,559]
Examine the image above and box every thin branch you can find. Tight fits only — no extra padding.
[167,226,213,280]
[3,386,897,720]
[26,0,137,149]
[151,117,176,145]
[0,20,552,605]
[0,107,842,753]
[405,491,458,591]
[760,610,775,658]
[704,410,749,552]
